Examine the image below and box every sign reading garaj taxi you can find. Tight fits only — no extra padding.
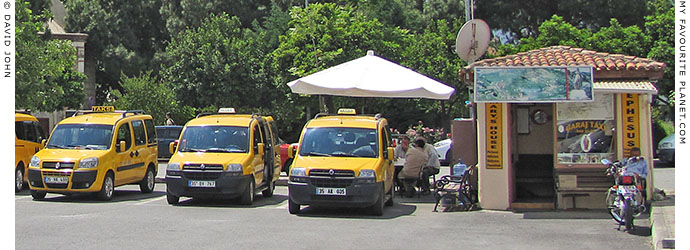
[486,103,503,169]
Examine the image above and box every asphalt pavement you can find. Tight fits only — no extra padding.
[151,159,673,249]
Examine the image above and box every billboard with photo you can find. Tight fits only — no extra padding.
[474,66,594,102]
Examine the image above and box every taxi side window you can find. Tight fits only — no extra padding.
[382,125,391,149]
[116,123,132,152]
[132,120,146,146]
[33,122,46,142]
[144,119,156,144]
[15,121,27,140]
[252,125,262,152]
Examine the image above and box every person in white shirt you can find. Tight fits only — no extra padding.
[416,137,441,194]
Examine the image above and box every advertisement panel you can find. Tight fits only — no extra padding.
[621,94,640,157]
[486,103,503,169]
[474,66,594,103]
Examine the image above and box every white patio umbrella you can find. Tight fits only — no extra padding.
[287,51,455,100]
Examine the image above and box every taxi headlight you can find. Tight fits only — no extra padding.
[167,163,181,170]
[226,164,243,172]
[358,169,376,178]
[79,157,99,169]
[30,156,40,167]
[291,167,307,177]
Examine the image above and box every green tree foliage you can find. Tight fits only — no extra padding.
[476,0,649,42]
[64,0,169,102]
[16,0,85,111]
[162,14,277,111]
[645,0,674,97]
[160,0,272,34]
[108,72,195,125]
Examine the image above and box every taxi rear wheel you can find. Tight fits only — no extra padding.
[15,167,24,193]
[139,167,155,193]
[30,190,46,200]
[240,179,255,205]
[262,180,275,197]
[97,173,114,201]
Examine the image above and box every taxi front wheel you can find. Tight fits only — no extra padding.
[30,190,46,200]
[239,179,255,205]
[166,192,179,205]
[288,197,300,214]
[97,173,114,201]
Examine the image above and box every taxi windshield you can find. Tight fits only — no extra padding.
[299,127,378,158]
[47,124,114,150]
[178,126,249,153]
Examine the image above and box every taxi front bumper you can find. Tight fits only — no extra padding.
[27,168,100,192]
[288,178,383,208]
[165,171,252,199]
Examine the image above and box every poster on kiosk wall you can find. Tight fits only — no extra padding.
[474,66,594,103]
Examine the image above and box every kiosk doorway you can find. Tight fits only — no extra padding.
[511,104,556,209]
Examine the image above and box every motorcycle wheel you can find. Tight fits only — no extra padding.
[624,199,634,231]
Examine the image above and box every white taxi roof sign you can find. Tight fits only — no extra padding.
[91,106,115,112]
[218,108,236,114]
[337,108,357,115]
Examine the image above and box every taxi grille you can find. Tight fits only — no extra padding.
[183,164,224,171]
[309,169,355,188]
[183,171,222,180]
[42,162,75,170]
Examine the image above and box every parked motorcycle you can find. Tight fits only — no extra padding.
[601,158,646,231]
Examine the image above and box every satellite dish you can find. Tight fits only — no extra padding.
[455,19,491,62]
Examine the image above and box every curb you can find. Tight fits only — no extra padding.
[651,197,675,250]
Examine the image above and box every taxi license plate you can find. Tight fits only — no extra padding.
[315,187,346,196]
[188,180,215,188]
[44,176,68,184]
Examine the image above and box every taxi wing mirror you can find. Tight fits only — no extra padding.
[41,139,47,147]
[257,143,265,156]
[119,141,126,152]
[169,140,178,154]
[287,145,295,158]
[386,147,395,161]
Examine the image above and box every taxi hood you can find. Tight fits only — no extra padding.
[35,149,108,162]
[294,156,381,174]
[170,152,251,166]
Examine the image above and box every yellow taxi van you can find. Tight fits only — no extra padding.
[165,108,281,205]
[15,112,46,192]
[27,106,158,200]
[287,108,395,215]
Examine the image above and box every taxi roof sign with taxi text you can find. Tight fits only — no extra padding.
[91,106,115,112]
[337,108,357,115]
[218,108,236,114]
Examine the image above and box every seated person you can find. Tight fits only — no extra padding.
[417,137,441,194]
[398,139,428,197]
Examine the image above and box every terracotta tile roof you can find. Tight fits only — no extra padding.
[461,46,665,80]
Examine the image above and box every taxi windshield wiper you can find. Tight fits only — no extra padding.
[47,144,67,149]
[181,148,205,152]
[330,152,360,157]
[205,148,237,153]
[304,152,331,157]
